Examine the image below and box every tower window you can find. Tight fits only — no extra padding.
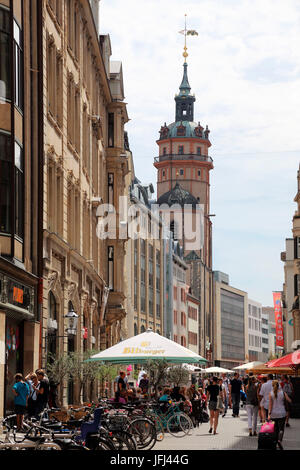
[179,169,184,176]
[178,145,184,155]
[198,169,201,177]
[163,147,167,155]
[197,147,201,155]
[162,170,165,179]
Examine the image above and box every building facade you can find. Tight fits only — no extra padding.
[41,0,129,404]
[288,165,300,346]
[0,0,42,417]
[172,244,188,347]
[187,292,200,354]
[248,299,262,362]
[281,238,295,352]
[214,272,248,369]
[0,0,131,414]
[124,150,165,338]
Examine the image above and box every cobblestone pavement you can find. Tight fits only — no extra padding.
[154,407,300,451]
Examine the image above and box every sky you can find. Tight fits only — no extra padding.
[100,0,300,306]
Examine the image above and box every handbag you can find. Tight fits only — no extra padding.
[217,395,223,411]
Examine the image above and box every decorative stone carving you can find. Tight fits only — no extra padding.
[68,282,77,300]
[48,270,58,291]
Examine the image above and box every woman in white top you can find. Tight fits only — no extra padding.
[268,380,291,450]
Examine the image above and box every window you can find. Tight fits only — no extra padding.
[108,113,114,147]
[197,147,201,156]
[0,6,11,102]
[181,312,186,327]
[14,142,23,239]
[13,19,23,110]
[173,286,177,300]
[0,133,24,245]
[67,0,79,60]
[92,132,98,193]
[197,169,201,177]
[82,106,90,172]
[262,328,268,335]
[47,36,63,127]
[174,310,177,324]
[0,132,12,233]
[178,145,184,155]
[108,246,114,290]
[163,147,167,155]
[179,169,184,176]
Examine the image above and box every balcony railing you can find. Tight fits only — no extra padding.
[154,153,213,163]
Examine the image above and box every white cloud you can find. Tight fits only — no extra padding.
[101,0,300,304]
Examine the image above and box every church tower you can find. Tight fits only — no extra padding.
[154,57,214,268]
[153,26,214,362]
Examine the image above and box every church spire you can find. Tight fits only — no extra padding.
[175,15,198,122]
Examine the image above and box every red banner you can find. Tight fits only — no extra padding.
[273,292,284,348]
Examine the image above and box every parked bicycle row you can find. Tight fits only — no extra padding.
[0,394,203,451]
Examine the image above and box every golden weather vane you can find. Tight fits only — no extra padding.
[179,14,198,63]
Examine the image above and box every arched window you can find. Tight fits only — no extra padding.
[140,325,146,333]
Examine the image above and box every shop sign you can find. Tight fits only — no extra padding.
[8,279,31,310]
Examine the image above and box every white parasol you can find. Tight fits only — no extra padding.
[88,328,207,365]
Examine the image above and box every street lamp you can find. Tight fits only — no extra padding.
[65,305,79,336]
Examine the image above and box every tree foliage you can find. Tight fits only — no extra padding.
[167,365,189,387]
[46,351,118,403]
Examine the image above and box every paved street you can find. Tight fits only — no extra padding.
[154,407,300,451]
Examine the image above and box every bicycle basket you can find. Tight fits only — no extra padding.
[107,414,128,431]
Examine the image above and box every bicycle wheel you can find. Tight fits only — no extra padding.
[94,437,116,451]
[148,414,164,441]
[167,413,191,438]
[110,431,136,450]
[126,418,157,450]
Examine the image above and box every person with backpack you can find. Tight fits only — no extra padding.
[245,375,259,436]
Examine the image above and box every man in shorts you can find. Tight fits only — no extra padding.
[12,373,30,431]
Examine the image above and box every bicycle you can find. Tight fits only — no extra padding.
[0,416,63,450]
[150,400,193,438]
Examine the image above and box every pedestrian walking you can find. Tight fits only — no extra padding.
[229,373,242,417]
[259,373,273,423]
[12,373,30,431]
[257,376,267,423]
[221,374,229,417]
[206,376,224,435]
[245,376,259,436]
[268,380,292,450]
[280,375,294,427]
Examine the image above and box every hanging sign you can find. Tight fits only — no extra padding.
[273,292,284,348]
